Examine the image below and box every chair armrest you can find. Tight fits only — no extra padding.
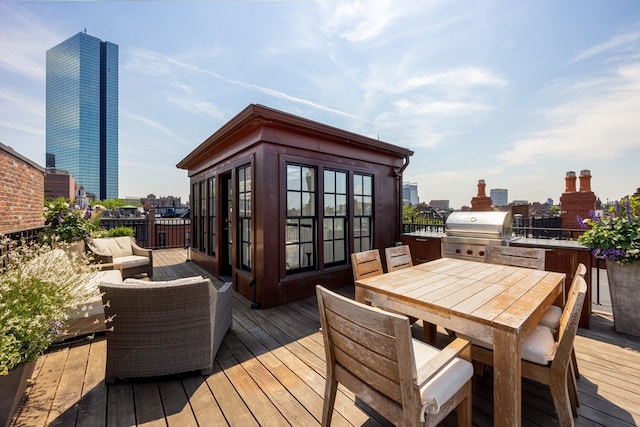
[130,239,152,257]
[416,337,471,387]
[89,262,123,272]
[91,253,114,264]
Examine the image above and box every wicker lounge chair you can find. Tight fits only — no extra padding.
[99,276,232,383]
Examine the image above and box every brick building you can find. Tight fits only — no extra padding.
[0,143,45,233]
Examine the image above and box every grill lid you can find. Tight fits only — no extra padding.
[445,211,512,239]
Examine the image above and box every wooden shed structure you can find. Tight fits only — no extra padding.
[177,104,413,308]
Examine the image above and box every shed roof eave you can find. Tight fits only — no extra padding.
[176,104,413,171]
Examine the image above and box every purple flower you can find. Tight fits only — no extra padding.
[577,215,587,229]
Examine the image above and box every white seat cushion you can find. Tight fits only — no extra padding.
[113,255,149,268]
[539,305,562,331]
[412,339,474,416]
[521,325,557,365]
[460,324,557,366]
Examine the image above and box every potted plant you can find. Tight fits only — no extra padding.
[0,238,98,426]
[578,194,640,336]
[40,198,101,253]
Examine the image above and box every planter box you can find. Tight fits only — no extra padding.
[607,260,640,336]
[0,361,36,427]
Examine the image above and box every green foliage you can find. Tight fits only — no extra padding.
[0,238,98,374]
[578,195,640,265]
[91,226,135,238]
[41,198,98,244]
[94,199,139,209]
[402,204,420,222]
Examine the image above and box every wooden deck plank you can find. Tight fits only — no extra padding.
[14,347,68,427]
[47,343,90,426]
[10,249,640,427]
[131,383,165,427]
[215,339,287,427]
[106,383,136,427]
[181,375,228,426]
[207,345,260,427]
[157,380,197,427]
[77,339,108,427]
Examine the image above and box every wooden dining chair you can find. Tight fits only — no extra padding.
[469,275,587,427]
[385,245,413,272]
[538,263,587,379]
[316,286,473,427]
[483,244,546,270]
[350,249,384,280]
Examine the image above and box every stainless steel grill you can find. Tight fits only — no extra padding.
[441,211,513,261]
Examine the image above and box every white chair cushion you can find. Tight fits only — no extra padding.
[412,339,474,416]
[123,276,204,287]
[539,305,562,331]
[521,325,557,365]
[460,324,557,366]
[113,255,149,268]
[91,237,133,258]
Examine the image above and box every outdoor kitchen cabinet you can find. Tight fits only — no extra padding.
[401,233,442,265]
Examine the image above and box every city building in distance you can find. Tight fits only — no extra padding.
[490,188,508,207]
[46,30,118,200]
[403,182,419,205]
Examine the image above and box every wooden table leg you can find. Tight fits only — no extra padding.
[493,329,521,427]
[355,285,365,304]
[422,321,437,345]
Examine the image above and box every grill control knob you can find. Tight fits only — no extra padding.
[455,249,461,254]
[466,250,473,255]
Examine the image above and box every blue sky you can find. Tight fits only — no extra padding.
[1,0,638,209]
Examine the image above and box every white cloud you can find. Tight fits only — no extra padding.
[571,29,640,63]
[317,0,406,43]
[498,64,640,165]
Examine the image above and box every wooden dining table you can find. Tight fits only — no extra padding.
[354,257,566,427]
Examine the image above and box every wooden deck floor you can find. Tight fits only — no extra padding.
[11,249,640,427]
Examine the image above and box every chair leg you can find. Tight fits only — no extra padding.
[571,347,580,378]
[322,373,338,427]
[456,381,473,427]
[550,372,576,427]
[567,364,580,415]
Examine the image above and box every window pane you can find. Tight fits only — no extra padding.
[334,218,345,239]
[302,192,314,216]
[323,218,333,240]
[286,244,299,270]
[336,195,347,215]
[287,165,301,190]
[302,167,314,191]
[324,241,334,263]
[287,191,301,216]
[324,194,335,215]
[324,170,335,193]
[362,196,372,216]
[286,219,300,242]
[363,175,372,195]
[333,241,345,262]
[336,171,347,194]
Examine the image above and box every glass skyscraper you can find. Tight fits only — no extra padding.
[46,32,118,200]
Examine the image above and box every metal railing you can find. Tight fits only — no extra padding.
[99,218,189,249]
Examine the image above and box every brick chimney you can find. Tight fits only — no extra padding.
[471,179,493,211]
[564,170,577,193]
[579,169,592,192]
[560,170,596,230]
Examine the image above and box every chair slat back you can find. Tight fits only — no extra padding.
[316,286,414,405]
[555,276,587,366]
[385,245,413,272]
[351,249,384,280]
[484,245,546,270]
